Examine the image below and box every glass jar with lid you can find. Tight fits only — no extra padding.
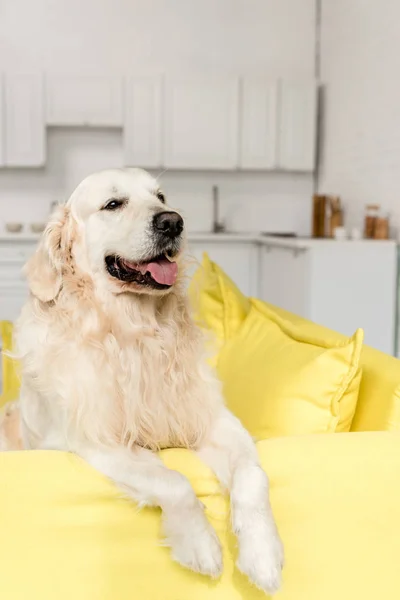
[364,204,380,238]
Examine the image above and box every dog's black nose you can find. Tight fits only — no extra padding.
[153,211,184,238]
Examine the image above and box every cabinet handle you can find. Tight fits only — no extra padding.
[264,244,307,256]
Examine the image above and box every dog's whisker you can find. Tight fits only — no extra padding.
[155,168,169,182]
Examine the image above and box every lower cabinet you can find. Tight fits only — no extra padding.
[187,239,259,298]
[258,239,398,356]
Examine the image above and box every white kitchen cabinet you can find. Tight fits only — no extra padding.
[240,78,278,169]
[0,71,319,172]
[259,238,397,355]
[0,286,28,322]
[46,75,123,127]
[4,74,45,167]
[259,241,310,316]
[278,81,317,171]
[164,78,239,170]
[0,239,36,321]
[188,237,259,297]
[124,77,162,168]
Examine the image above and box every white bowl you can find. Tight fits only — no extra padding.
[5,223,23,233]
[30,222,46,234]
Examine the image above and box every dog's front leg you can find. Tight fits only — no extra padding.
[197,407,284,595]
[78,443,222,577]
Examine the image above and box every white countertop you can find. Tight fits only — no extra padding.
[0,231,397,246]
[188,232,259,243]
[257,235,397,248]
[0,231,261,244]
[0,233,42,242]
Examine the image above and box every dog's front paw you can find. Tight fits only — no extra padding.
[170,521,223,578]
[164,504,223,578]
[237,517,284,595]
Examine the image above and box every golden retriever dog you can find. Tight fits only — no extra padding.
[1,168,283,594]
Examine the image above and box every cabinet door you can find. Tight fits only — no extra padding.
[46,75,123,126]
[259,245,311,317]
[5,74,45,167]
[309,242,397,355]
[278,81,317,171]
[240,79,278,169]
[188,242,258,297]
[164,78,239,169]
[124,77,162,168]
[0,285,28,321]
[0,74,4,166]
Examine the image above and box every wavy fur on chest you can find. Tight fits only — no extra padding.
[16,277,221,452]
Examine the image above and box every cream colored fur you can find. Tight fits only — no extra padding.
[1,168,283,594]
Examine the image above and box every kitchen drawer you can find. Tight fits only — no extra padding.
[0,259,26,282]
[187,242,259,297]
[0,244,36,261]
[0,285,28,321]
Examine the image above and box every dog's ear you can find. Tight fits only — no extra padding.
[25,205,71,302]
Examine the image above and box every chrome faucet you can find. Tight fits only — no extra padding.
[212,185,226,233]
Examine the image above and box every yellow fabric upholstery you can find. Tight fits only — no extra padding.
[1,433,400,600]
[0,321,19,407]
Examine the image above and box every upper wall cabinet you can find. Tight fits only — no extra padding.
[278,81,317,171]
[4,74,45,167]
[239,78,279,169]
[46,75,123,127]
[0,72,317,171]
[240,79,317,172]
[124,77,162,168]
[164,78,239,170]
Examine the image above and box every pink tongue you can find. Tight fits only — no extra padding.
[145,257,178,285]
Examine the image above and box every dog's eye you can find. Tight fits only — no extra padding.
[156,191,166,204]
[102,199,125,211]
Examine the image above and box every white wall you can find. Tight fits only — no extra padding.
[0,0,316,234]
[0,0,315,77]
[318,0,400,232]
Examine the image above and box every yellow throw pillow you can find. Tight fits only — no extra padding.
[189,252,249,341]
[189,253,249,365]
[0,321,20,407]
[217,302,363,439]
[253,300,400,434]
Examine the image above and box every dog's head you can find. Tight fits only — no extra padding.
[26,168,185,302]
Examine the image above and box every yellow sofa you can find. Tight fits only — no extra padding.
[1,258,400,600]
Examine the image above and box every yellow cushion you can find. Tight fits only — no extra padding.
[1,433,400,599]
[0,321,20,407]
[190,256,363,437]
[252,300,400,433]
[218,301,363,438]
